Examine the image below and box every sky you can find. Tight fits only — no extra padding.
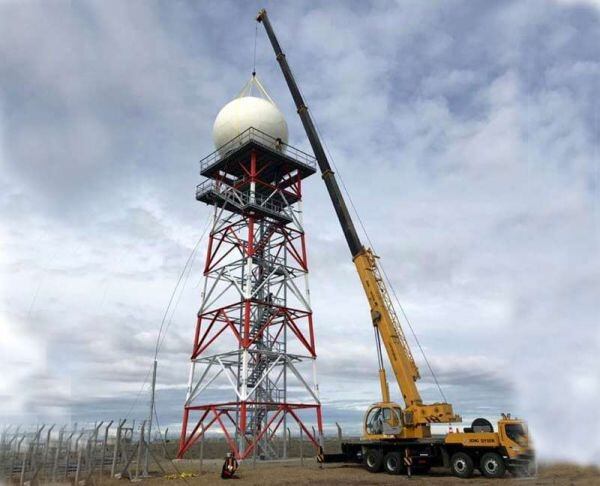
[0,0,598,465]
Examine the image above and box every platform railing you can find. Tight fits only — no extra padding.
[196,179,289,216]
[199,127,317,174]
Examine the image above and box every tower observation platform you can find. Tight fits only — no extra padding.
[195,127,316,224]
[178,119,324,460]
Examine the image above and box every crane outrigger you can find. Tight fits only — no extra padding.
[257,8,534,478]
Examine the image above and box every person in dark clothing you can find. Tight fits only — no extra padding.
[221,452,238,479]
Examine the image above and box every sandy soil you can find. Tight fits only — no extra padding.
[100,459,599,485]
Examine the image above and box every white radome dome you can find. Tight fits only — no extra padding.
[212,96,288,153]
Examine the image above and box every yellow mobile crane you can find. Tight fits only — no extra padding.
[257,9,534,478]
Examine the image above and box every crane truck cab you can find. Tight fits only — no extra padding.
[444,416,534,478]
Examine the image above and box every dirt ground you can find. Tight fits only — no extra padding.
[101,459,599,485]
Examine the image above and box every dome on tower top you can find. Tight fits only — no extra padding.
[212,76,288,153]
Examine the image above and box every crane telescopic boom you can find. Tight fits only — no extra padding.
[255,14,534,476]
[257,10,362,258]
[257,9,459,438]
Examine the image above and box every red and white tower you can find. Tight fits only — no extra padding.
[177,78,323,460]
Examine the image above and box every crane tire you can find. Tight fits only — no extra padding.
[363,448,383,473]
[383,451,404,475]
[450,452,474,478]
[480,452,506,478]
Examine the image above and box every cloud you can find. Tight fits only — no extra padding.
[1,0,598,465]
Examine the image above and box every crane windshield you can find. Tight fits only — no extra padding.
[504,423,528,445]
[365,406,402,436]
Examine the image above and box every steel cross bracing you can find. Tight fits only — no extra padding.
[178,134,322,460]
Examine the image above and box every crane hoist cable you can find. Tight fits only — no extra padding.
[296,80,448,403]
[319,121,447,403]
[252,21,258,76]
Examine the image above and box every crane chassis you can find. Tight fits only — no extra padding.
[332,418,534,478]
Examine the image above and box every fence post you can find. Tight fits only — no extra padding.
[64,430,76,480]
[134,421,146,480]
[100,420,113,477]
[111,419,125,477]
[159,427,168,458]
[30,424,45,477]
[0,426,9,479]
[199,431,204,473]
[74,446,83,485]
[41,424,55,481]
[0,431,4,480]
[6,436,13,482]
[63,432,73,480]
[87,421,103,477]
[73,428,85,481]
[335,422,343,447]
[52,426,66,482]
[11,435,25,484]
[0,425,12,478]
[19,444,30,486]
[252,428,257,469]
[299,427,304,466]
[0,425,10,468]
[74,430,84,455]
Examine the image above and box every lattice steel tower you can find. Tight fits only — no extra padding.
[177,79,323,460]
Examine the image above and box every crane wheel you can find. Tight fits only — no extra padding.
[480,452,506,478]
[383,452,404,475]
[450,452,474,478]
[363,448,383,473]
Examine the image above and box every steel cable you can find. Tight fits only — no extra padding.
[293,79,448,403]
[123,212,211,421]
[154,214,212,359]
[252,22,258,76]
[151,406,193,483]
[155,215,212,357]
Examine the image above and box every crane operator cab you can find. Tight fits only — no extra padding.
[363,402,403,439]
